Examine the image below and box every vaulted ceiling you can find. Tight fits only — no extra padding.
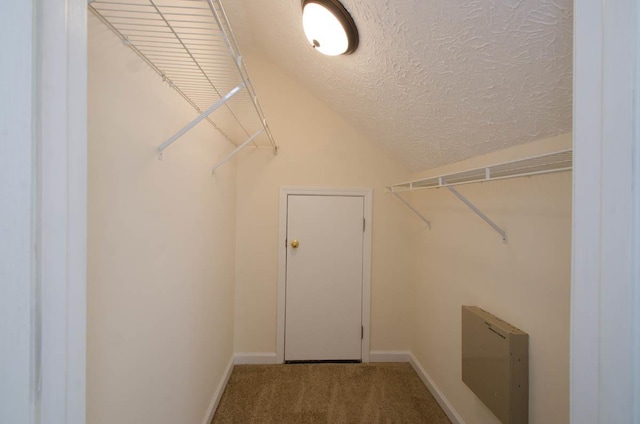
[224,0,573,171]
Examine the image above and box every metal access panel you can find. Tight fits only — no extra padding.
[462,306,529,424]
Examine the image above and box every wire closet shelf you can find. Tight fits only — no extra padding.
[89,0,278,170]
[386,149,572,193]
[386,149,573,242]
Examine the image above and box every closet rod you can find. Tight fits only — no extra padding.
[158,82,245,159]
[211,128,264,173]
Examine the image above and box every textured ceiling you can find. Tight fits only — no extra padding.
[223,0,572,171]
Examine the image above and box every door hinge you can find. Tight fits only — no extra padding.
[363,217,365,232]
[361,326,364,339]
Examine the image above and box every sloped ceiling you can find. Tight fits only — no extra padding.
[224,0,572,171]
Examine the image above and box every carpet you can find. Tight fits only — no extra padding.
[211,362,452,423]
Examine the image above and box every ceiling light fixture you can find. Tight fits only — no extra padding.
[301,0,359,56]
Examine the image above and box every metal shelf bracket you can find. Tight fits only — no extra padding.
[157,82,245,159]
[446,186,507,242]
[211,129,264,173]
[390,191,432,229]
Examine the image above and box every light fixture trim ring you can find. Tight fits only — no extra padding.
[301,0,359,55]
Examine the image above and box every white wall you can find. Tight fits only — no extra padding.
[409,134,572,424]
[233,52,416,355]
[87,15,236,424]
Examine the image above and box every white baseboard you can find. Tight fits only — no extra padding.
[234,352,278,365]
[202,355,235,424]
[369,350,411,362]
[408,352,465,424]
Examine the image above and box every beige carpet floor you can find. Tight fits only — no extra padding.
[211,363,452,424]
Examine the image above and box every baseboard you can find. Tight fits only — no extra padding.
[408,352,465,424]
[202,355,235,424]
[369,350,411,362]
[234,352,278,365]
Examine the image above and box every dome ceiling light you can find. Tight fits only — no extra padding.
[301,0,359,56]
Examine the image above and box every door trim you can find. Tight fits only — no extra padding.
[276,187,372,364]
[37,1,87,423]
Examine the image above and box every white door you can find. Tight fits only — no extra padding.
[285,195,364,361]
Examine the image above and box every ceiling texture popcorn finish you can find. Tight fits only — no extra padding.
[224,0,573,171]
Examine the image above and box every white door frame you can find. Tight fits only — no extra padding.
[0,0,87,423]
[572,0,639,422]
[1,2,38,423]
[37,1,88,423]
[276,187,372,364]
[1,1,87,423]
[39,0,88,422]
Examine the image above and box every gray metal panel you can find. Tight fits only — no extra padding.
[462,306,529,424]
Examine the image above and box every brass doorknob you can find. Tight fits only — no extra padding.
[290,240,299,248]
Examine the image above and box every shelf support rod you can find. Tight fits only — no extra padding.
[391,192,432,229]
[211,128,264,173]
[446,186,507,242]
[158,82,245,158]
